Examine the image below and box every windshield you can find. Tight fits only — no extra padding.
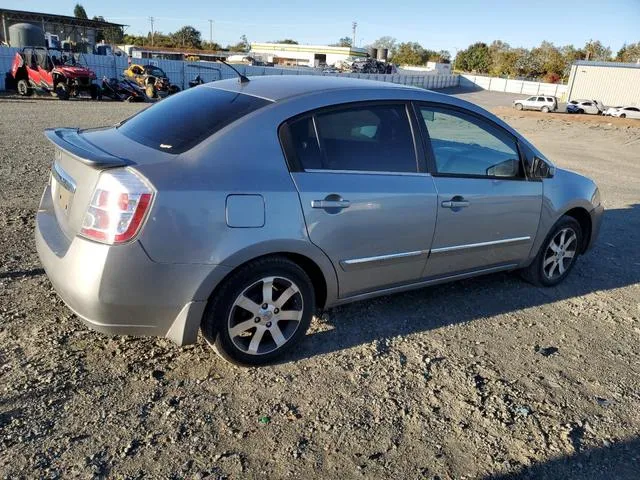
[146,66,167,77]
[117,87,271,154]
[49,50,76,67]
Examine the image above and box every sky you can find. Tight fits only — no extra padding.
[6,0,640,53]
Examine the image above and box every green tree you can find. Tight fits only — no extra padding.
[515,50,544,78]
[202,41,223,51]
[436,50,451,64]
[456,42,491,73]
[390,42,426,65]
[616,42,640,62]
[93,16,124,44]
[228,34,249,52]
[371,36,397,52]
[533,41,565,77]
[172,26,202,49]
[274,39,298,44]
[583,39,611,61]
[74,3,88,19]
[331,37,352,47]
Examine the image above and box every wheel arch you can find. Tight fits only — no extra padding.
[563,206,592,253]
[195,243,338,313]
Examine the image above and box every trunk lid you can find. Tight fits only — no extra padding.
[45,128,131,240]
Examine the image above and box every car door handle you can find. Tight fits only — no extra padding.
[311,199,351,209]
[441,199,470,208]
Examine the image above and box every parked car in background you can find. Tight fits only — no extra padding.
[36,76,603,366]
[513,96,558,113]
[610,106,640,119]
[566,99,604,115]
[603,106,622,116]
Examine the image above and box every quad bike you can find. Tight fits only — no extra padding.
[11,47,99,100]
[100,76,146,102]
[123,64,180,99]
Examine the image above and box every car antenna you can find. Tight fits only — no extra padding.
[218,59,250,84]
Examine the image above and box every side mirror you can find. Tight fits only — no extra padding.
[486,158,520,177]
[531,156,554,179]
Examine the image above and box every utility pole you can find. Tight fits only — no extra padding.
[352,21,357,49]
[148,16,155,46]
[208,19,213,47]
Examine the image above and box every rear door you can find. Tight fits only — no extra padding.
[415,104,542,277]
[283,102,438,297]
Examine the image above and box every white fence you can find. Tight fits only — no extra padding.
[460,74,568,98]
[0,47,460,92]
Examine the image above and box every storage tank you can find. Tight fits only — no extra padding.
[368,47,378,59]
[8,23,45,48]
[377,48,389,61]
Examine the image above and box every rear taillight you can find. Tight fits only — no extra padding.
[80,168,154,244]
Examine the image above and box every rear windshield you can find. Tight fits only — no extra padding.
[118,87,271,154]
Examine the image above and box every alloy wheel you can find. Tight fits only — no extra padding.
[228,276,304,355]
[543,227,578,280]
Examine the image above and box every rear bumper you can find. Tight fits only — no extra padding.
[35,185,231,345]
[586,203,604,252]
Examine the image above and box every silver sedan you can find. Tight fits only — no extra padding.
[36,76,604,365]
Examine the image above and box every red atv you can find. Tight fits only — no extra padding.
[11,47,99,100]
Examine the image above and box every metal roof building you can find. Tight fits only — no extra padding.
[0,8,126,48]
[566,60,640,107]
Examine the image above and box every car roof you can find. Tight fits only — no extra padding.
[204,75,419,102]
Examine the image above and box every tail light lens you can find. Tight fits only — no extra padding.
[80,168,154,244]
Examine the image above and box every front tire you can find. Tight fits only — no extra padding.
[202,257,316,366]
[515,103,523,111]
[145,84,156,99]
[520,216,582,287]
[620,113,626,118]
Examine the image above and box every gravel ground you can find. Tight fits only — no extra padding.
[1,96,639,480]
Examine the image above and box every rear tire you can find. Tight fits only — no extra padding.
[577,109,584,114]
[202,257,316,366]
[520,216,582,287]
[90,84,99,100]
[620,113,626,118]
[515,103,523,111]
[55,82,69,100]
[16,79,32,96]
[541,106,549,113]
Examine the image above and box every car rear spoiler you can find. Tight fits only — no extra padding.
[44,128,130,168]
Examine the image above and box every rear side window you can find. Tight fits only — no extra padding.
[118,87,271,153]
[287,104,417,173]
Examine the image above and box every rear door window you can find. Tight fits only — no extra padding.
[286,104,418,173]
[118,87,271,153]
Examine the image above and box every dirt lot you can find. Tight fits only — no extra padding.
[1,96,639,480]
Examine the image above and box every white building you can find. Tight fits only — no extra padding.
[250,42,368,67]
[566,60,640,106]
[399,62,452,75]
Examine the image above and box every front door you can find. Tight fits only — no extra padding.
[415,104,542,277]
[284,102,438,297]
